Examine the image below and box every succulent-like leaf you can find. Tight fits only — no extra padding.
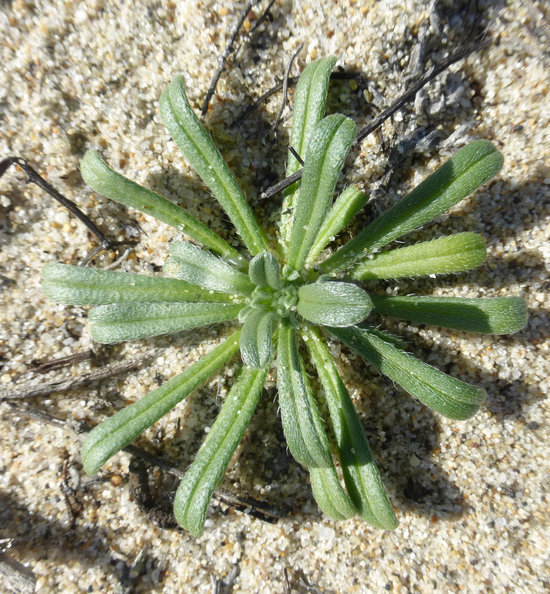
[277,321,333,468]
[331,326,486,420]
[304,326,398,529]
[160,76,269,256]
[248,252,282,289]
[239,308,276,368]
[89,301,242,344]
[308,466,357,520]
[306,185,368,268]
[173,364,270,536]
[286,114,357,272]
[82,331,240,475]
[80,150,243,265]
[297,281,372,327]
[371,295,528,334]
[352,232,487,280]
[42,263,241,305]
[164,241,254,295]
[280,56,337,253]
[322,140,504,273]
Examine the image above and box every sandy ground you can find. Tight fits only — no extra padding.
[0,1,548,592]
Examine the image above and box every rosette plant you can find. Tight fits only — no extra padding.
[42,57,527,535]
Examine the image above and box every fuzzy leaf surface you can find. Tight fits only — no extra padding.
[239,309,276,368]
[43,263,240,305]
[331,326,486,420]
[89,302,242,344]
[173,364,269,536]
[352,232,487,280]
[371,295,528,334]
[322,140,503,273]
[287,114,357,272]
[80,150,242,264]
[297,281,372,327]
[304,327,398,529]
[160,76,268,256]
[164,241,254,295]
[82,331,240,474]
[277,321,333,468]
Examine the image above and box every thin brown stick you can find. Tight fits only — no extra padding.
[273,43,303,132]
[30,349,96,374]
[201,0,262,116]
[4,401,287,523]
[0,354,156,401]
[260,40,488,201]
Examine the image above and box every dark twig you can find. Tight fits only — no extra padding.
[0,354,156,401]
[247,0,276,35]
[0,156,109,247]
[260,41,487,200]
[233,70,365,127]
[4,401,288,524]
[0,156,136,263]
[30,349,96,374]
[273,43,304,132]
[288,146,304,166]
[201,0,262,116]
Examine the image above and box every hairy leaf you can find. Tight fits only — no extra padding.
[89,301,242,344]
[164,241,254,295]
[371,295,528,334]
[297,281,372,327]
[160,76,268,256]
[80,150,243,265]
[352,232,487,280]
[173,364,269,536]
[331,326,486,420]
[322,140,503,273]
[42,263,240,305]
[82,331,240,474]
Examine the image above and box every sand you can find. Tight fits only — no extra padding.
[0,0,548,592]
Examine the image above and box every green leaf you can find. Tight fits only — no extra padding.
[248,252,282,289]
[280,56,337,254]
[80,150,243,266]
[173,364,269,536]
[239,309,276,368]
[277,320,333,468]
[321,140,504,273]
[88,301,242,344]
[297,281,372,327]
[352,232,487,280]
[371,295,528,334]
[286,56,337,178]
[308,466,357,520]
[160,76,269,256]
[287,114,357,273]
[303,327,397,529]
[81,331,240,475]
[305,185,369,268]
[330,326,486,420]
[164,241,254,295]
[42,263,243,305]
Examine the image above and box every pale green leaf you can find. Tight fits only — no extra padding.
[331,326,486,420]
[80,150,243,265]
[42,263,241,305]
[82,331,240,474]
[239,309,276,368]
[304,326,398,529]
[322,140,504,273]
[164,241,254,295]
[371,295,528,334]
[173,364,270,536]
[160,76,268,256]
[352,232,487,280]
[89,301,242,344]
[287,114,357,272]
[297,281,372,327]
[248,252,282,289]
